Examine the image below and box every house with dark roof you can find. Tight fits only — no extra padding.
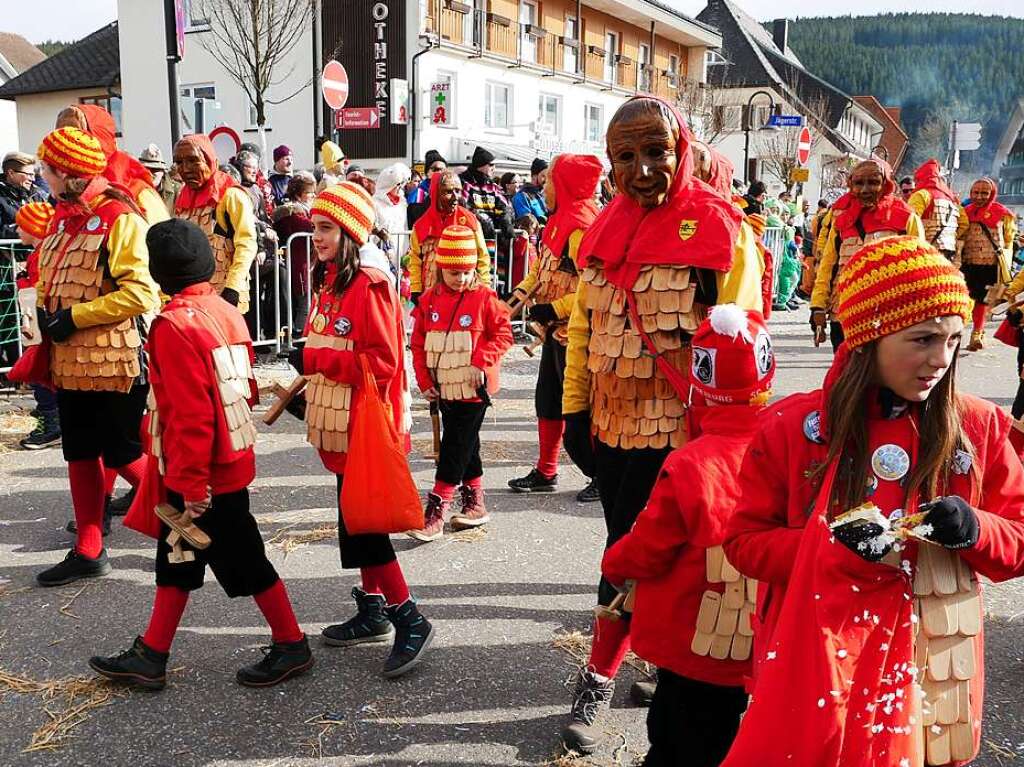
[0,23,122,157]
[0,31,47,155]
[852,95,908,173]
[993,98,1024,213]
[695,0,884,201]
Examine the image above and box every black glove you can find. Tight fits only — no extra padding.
[221,287,240,307]
[831,520,892,562]
[528,303,558,324]
[287,344,305,375]
[920,496,980,550]
[410,292,421,307]
[563,411,596,479]
[44,308,77,342]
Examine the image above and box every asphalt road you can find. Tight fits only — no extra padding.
[1,306,1023,767]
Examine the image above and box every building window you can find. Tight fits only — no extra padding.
[585,103,604,143]
[79,95,123,136]
[667,54,680,88]
[484,81,511,130]
[563,16,578,73]
[245,97,271,130]
[538,93,561,136]
[180,83,217,134]
[604,32,618,84]
[637,43,651,92]
[519,0,538,63]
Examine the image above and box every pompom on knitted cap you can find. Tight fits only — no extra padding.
[311,181,375,246]
[37,127,107,178]
[435,224,478,271]
[15,201,55,240]
[834,235,972,349]
[690,304,775,404]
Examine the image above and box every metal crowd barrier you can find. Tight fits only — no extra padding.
[762,226,786,297]
[0,239,31,376]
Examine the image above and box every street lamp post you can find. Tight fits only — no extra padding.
[742,89,777,185]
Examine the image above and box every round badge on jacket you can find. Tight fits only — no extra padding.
[803,411,825,444]
[334,317,352,336]
[430,311,440,323]
[871,444,910,482]
[459,314,472,328]
[85,215,102,232]
[952,449,972,475]
[311,314,327,334]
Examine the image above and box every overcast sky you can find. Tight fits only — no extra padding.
[1,0,1021,44]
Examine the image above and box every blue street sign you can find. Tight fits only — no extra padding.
[767,114,804,128]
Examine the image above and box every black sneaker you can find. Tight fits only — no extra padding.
[89,636,168,690]
[66,499,113,536]
[382,599,434,678]
[322,587,395,647]
[576,478,600,504]
[236,635,314,687]
[561,668,615,755]
[19,419,61,450]
[508,468,558,493]
[630,679,656,707]
[107,487,136,517]
[36,548,111,587]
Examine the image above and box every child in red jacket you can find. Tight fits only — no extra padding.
[601,304,775,767]
[90,219,311,690]
[409,224,513,541]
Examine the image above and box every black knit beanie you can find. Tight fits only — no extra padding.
[424,149,446,167]
[530,157,548,176]
[471,145,495,168]
[147,219,215,295]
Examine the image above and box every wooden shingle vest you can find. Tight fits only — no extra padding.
[425,330,477,400]
[178,205,249,311]
[961,220,1003,266]
[419,236,439,292]
[923,198,960,253]
[533,243,578,345]
[692,545,757,661]
[304,330,354,454]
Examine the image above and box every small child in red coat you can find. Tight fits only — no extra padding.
[90,219,311,691]
[409,224,513,541]
[601,304,775,767]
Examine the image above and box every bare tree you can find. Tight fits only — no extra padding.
[755,93,831,189]
[674,77,730,145]
[197,0,314,159]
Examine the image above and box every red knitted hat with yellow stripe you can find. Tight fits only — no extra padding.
[834,235,971,348]
[15,201,55,240]
[311,182,375,246]
[435,225,478,271]
[37,127,107,177]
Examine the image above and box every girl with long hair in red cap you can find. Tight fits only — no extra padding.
[723,236,1024,767]
[962,177,1016,350]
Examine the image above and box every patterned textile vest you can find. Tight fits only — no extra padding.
[692,545,757,662]
[923,198,961,254]
[961,220,1003,266]
[424,329,477,400]
[419,236,439,293]
[147,343,257,475]
[533,242,579,345]
[37,215,142,393]
[581,262,701,450]
[910,544,981,765]
[304,329,355,454]
[830,231,901,310]
[178,205,249,312]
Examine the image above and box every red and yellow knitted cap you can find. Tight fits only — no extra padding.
[435,225,478,271]
[15,201,55,240]
[835,235,971,348]
[37,127,107,178]
[311,181,375,246]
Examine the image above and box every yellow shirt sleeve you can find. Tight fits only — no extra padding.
[906,189,930,218]
[956,206,969,240]
[811,224,839,310]
[561,281,591,416]
[905,213,926,243]
[716,223,763,310]
[552,230,585,320]
[1003,214,1017,251]
[513,248,540,297]
[218,187,257,295]
[70,212,160,328]
[407,230,424,293]
[814,209,834,259]
[474,223,491,287]
[137,185,170,226]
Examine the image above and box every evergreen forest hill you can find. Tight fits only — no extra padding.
[785,13,1024,175]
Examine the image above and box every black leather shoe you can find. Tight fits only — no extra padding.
[576,478,600,504]
[508,468,558,493]
[37,548,111,587]
[236,635,314,687]
[108,487,136,517]
[89,636,168,690]
[382,599,434,678]
[322,587,395,646]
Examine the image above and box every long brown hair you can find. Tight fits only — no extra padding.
[61,175,143,218]
[820,343,974,515]
[312,232,361,295]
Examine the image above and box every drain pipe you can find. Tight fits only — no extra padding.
[410,34,436,165]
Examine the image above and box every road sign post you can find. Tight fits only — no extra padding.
[796,126,812,167]
[321,60,350,111]
[335,107,381,130]
[768,114,804,128]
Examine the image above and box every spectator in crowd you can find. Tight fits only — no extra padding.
[220,163,241,184]
[346,165,376,197]
[320,140,347,176]
[272,172,316,336]
[743,180,767,215]
[407,149,447,227]
[510,214,539,288]
[460,146,513,250]
[372,162,411,251]
[138,144,181,216]
[899,175,914,200]
[268,145,294,205]
[236,143,275,219]
[0,151,46,239]
[237,149,284,344]
[513,158,549,225]
[500,172,521,202]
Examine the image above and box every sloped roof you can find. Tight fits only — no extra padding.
[852,95,909,170]
[0,23,119,100]
[0,32,46,78]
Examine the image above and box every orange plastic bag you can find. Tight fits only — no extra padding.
[341,354,423,534]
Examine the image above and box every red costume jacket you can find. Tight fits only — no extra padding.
[410,281,513,402]
[602,406,761,688]
[303,263,407,474]
[722,390,1024,767]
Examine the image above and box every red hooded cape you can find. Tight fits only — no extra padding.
[913,158,958,217]
[964,177,1012,228]
[412,171,480,242]
[578,95,742,289]
[540,153,602,258]
[174,134,238,212]
[834,158,913,240]
[75,104,154,192]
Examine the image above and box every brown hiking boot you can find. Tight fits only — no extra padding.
[451,485,490,530]
[407,492,446,542]
[966,331,984,351]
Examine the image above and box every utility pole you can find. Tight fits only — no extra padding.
[164,0,182,145]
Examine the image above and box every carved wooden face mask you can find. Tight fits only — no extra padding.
[607,110,678,209]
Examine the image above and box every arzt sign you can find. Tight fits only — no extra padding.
[431,82,451,126]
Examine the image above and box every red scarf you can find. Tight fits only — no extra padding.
[964,177,1012,228]
[174,134,238,212]
[835,159,912,240]
[913,159,957,218]
[412,171,479,242]
[705,146,736,199]
[578,96,741,289]
[76,104,154,191]
[541,153,602,258]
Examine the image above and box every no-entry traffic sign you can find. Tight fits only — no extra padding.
[797,126,812,166]
[335,107,381,130]
[322,60,349,111]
